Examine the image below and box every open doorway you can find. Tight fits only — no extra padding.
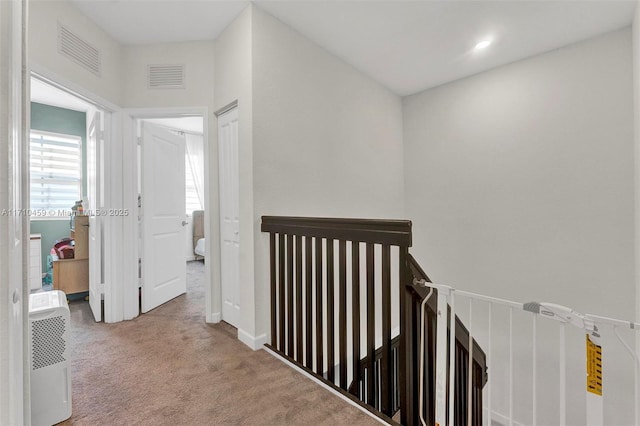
[29,74,106,322]
[134,115,208,316]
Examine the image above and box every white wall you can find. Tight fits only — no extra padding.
[633,1,640,356]
[29,0,122,106]
[251,7,405,343]
[404,28,635,424]
[122,42,215,264]
[214,6,255,342]
[121,41,215,109]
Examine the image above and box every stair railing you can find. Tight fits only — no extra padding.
[261,216,412,422]
[261,216,489,425]
[404,254,488,426]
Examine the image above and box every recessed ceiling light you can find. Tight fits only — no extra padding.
[474,39,492,50]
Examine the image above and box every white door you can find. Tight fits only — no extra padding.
[141,122,187,313]
[218,108,240,327]
[87,112,103,321]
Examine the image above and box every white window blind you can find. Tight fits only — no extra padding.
[185,155,202,215]
[30,130,82,213]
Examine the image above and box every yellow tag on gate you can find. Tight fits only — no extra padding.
[586,334,602,396]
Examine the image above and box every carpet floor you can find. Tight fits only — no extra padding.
[58,261,379,426]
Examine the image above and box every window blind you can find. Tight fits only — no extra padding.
[30,130,82,213]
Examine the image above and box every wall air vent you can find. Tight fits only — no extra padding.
[57,24,101,76]
[148,64,186,89]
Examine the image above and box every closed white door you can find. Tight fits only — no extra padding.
[87,111,102,321]
[218,108,240,327]
[141,122,187,313]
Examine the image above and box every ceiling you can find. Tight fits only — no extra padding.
[69,0,637,96]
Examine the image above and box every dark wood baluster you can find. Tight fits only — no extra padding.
[270,233,277,347]
[287,234,294,357]
[295,235,303,362]
[399,246,415,425]
[315,237,324,375]
[278,234,285,352]
[351,242,361,396]
[326,238,335,383]
[305,236,313,368]
[366,243,375,406]
[338,240,347,389]
[380,244,392,415]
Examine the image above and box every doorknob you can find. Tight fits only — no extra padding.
[182,221,189,226]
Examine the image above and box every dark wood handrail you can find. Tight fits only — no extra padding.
[261,216,412,246]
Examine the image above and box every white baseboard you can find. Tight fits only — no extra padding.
[486,409,526,426]
[207,312,221,323]
[238,328,268,351]
[263,346,389,425]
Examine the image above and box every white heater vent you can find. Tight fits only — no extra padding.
[32,316,66,370]
[148,64,186,89]
[58,24,101,76]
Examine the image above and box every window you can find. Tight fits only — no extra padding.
[185,155,202,215]
[30,130,82,215]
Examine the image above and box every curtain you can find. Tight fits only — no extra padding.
[185,133,205,209]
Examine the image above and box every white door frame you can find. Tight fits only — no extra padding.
[122,107,219,323]
[217,106,241,328]
[29,65,123,323]
[0,0,27,423]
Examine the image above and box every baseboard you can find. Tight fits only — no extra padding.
[207,312,221,323]
[486,409,526,426]
[238,328,268,351]
[263,346,389,425]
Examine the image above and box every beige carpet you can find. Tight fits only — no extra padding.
[59,261,380,426]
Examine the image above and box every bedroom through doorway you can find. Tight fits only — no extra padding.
[136,115,208,316]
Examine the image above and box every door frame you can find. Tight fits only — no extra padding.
[122,107,219,323]
[216,106,241,328]
[29,65,121,323]
[0,0,27,422]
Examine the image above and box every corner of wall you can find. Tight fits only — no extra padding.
[238,328,267,351]
[633,0,640,352]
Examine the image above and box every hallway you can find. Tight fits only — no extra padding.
[59,261,377,425]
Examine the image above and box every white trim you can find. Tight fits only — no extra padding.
[123,107,214,325]
[31,64,114,112]
[1,1,28,422]
[103,110,124,323]
[209,312,221,323]
[238,328,267,351]
[121,114,138,320]
[263,347,390,425]
[30,63,118,112]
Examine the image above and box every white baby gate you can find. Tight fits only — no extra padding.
[415,280,640,426]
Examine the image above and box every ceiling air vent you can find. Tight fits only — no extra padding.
[57,24,101,76]
[148,64,186,89]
